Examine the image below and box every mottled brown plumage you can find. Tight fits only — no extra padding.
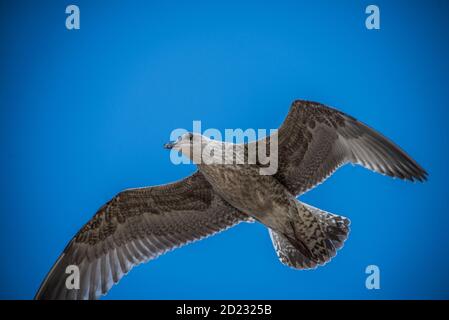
[35,173,250,300]
[35,99,427,300]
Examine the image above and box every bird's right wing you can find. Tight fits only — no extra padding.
[253,100,427,196]
[35,172,249,300]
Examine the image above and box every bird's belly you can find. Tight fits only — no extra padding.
[198,164,294,230]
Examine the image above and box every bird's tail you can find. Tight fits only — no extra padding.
[269,202,350,270]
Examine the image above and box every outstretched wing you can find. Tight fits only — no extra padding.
[35,172,249,300]
[271,100,427,196]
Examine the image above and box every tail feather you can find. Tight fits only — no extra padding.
[270,202,350,270]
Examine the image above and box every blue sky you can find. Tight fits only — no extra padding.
[1,0,448,299]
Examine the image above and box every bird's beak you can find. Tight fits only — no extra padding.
[164,141,176,149]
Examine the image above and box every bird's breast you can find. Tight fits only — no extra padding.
[198,164,294,228]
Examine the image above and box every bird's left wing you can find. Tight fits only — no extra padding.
[35,171,249,300]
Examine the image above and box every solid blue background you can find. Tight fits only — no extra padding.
[1,0,448,299]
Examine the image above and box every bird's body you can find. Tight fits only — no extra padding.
[35,100,427,300]
[200,162,296,233]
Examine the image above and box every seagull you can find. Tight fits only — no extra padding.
[35,99,427,300]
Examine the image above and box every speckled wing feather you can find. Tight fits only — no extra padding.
[271,100,427,196]
[35,172,249,300]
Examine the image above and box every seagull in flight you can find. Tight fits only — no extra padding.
[35,99,427,299]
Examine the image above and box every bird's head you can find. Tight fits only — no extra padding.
[164,132,212,163]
